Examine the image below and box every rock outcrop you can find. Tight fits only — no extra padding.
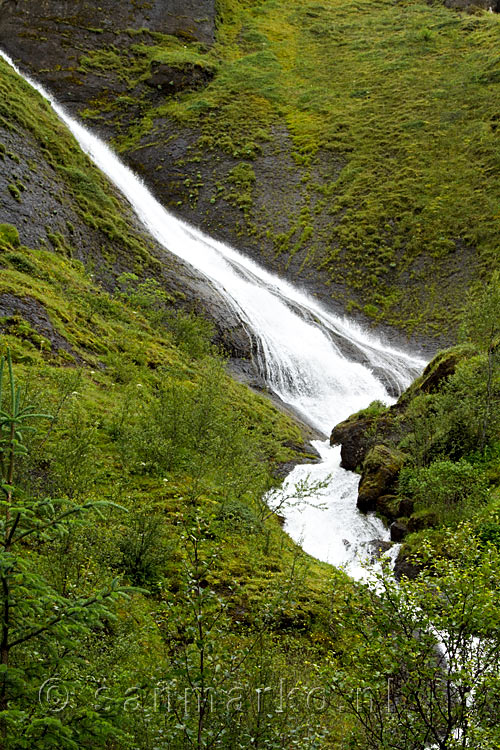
[146,61,215,95]
[357,445,405,513]
[330,345,476,513]
[330,344,480,577]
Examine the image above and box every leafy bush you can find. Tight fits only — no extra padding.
[112,357,268,504]
[217,498,263,534]
[478,522,500,550]
[165,309,215,359]
[400,458,489,524]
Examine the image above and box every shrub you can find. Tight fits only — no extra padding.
[400,458,489,524]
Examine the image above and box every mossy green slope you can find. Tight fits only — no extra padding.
[8,0,498,341]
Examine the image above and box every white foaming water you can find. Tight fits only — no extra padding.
[0,50,426,577]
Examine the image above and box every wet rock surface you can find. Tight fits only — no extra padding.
[394,548,422,581]
[330,414,378,471]
[390,520,408,543]
[366,539,393,563]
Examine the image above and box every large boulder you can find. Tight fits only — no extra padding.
[394,548,422,581]
[330,414,376,471]
[390,521,408,543]
[357,445,405,513]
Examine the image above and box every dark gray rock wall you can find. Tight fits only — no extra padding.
[0,0,215,105]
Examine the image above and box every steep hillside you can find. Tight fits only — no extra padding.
[1,0,499,344]
[1,30,500,749]
[0,54,360,748]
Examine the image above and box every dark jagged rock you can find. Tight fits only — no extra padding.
[366,539,393,563]
[330,414,376,471]
[357,445,404,513]
[390,521,408,543]
[394,548,422,581]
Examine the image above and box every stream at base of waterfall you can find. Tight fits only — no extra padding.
[0,49,426,579]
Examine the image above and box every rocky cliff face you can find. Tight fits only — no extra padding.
[0,0,215,104]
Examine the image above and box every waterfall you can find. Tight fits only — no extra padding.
[0,50,426,578]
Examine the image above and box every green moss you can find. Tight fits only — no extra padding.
[3,251,37,275]
[0,223,20,248]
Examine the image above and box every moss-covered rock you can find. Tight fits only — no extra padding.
[330,414,376,471]
[357,445,405,513]
[407,509,440,533]
[393,547,423,581]
[398,344,477,406]
[330,399,394,471]
[146,61,215,95]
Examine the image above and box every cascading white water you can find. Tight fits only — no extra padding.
[0,50,426,577]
